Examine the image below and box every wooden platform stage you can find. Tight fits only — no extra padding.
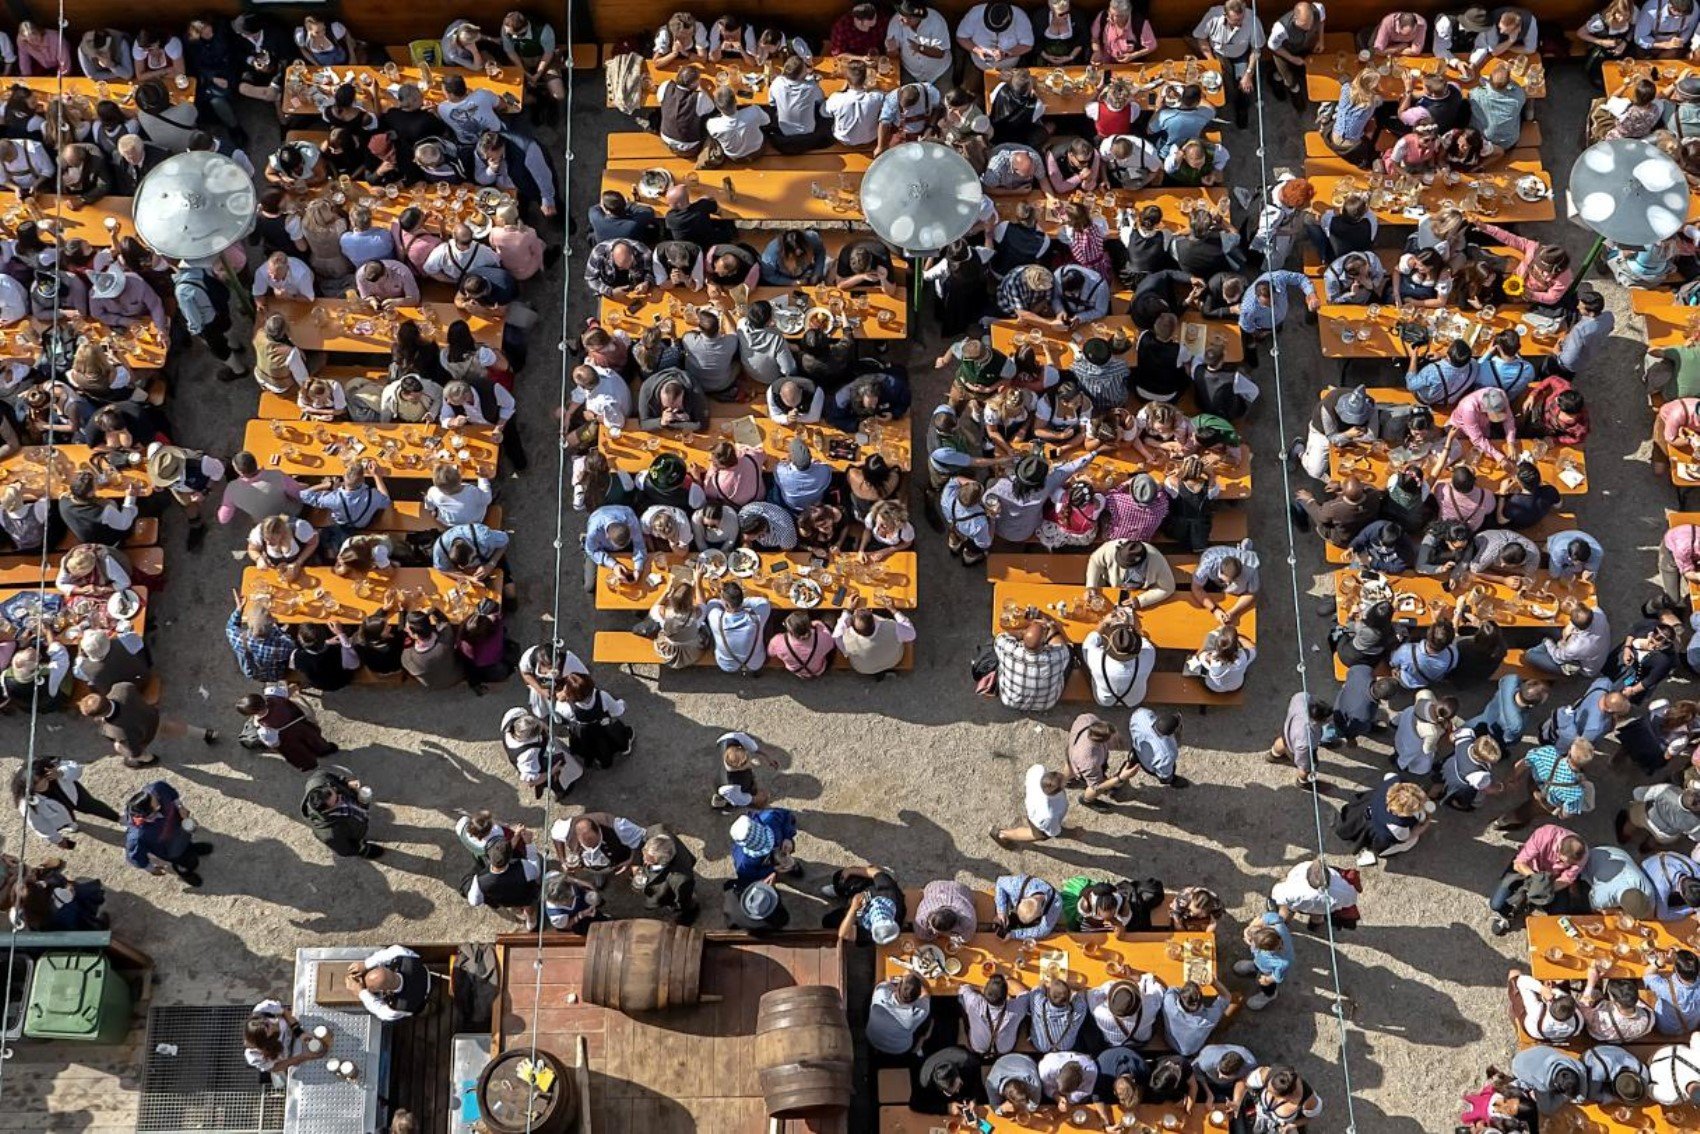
[495,930,857,1134]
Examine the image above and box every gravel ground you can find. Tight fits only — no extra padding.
[0,60,1667,1134]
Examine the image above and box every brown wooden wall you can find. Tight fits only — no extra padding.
[7,1,1599,55]
[577,0,1600,52]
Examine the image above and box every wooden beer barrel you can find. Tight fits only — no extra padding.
[755,985,854,1118]
[476,1048,576,1134]
[582,919,704,1011]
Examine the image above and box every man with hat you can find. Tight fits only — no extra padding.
[1452,386,1518,470]
[1434,7,1494,66]
[824,863,907,942]
[886,0,954,87]
[124,779,212,887]
[1297,384,1379,481]
[957,2,1035,95]
[89,266,167,336]
[725,879,790,932]
[1080,619,1156,710]
[1100,473,1170,543]
[29,267,87,321]
[147,443,225,550]
[985,449,1097,544]
[301,767,384,859]
[1085,539,1175,606]
[1583,1046,1650,1106]
[730,807,800,885]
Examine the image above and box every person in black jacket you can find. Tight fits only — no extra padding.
[474,130,559,219]
[632,831,700,924]
[184,19,246,143]
[300,769,383,858]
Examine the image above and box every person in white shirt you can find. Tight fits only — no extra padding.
[464,837,543,918]
[424,465,494,526]
[1187,0,1265,128]
[1098,134,1163,189]
[704,583,773,673]
[957,1,1036,93]
[993,763,1069,844]
[344,945,430,1022]
[705,87,770,161]
[1038,1050,1101,1111]
[1079,621,1155,709]
[1271,858,1358,929]
[1183,627,1256,692]
[251,252,316,301]
[768,56,829,152]
[1128,707,1184,786]
[867,974,932,1054]
[823,62,887,147]
[1088,973,1165,1047]
[436,75,509,145]
[569,363,632,427]
[886,1,954,86]
[960,975,1030,1057]
[423,225,501,285]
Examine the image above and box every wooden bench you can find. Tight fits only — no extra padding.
[606,131,877,173]
[1304,151,1546,181]
[1059,668,1244,709]
[1330,648,1539,684]
[302,502,503,535]
[257,364,387,420]
[986,553,1197,586]
[0,546,164,588]
[593,629,914,673]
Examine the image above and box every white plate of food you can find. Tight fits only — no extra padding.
[771,304,807,335]
[912,944,947,978]
[1199,70,1223,91]
[636,167,674,200]
[697,549,729,577]
[106,588,142,620]
[475,187,506,213]
[789,578,824,608]
[804,307,838,334]
[1515,175,1547,201]
[729,548,761,577]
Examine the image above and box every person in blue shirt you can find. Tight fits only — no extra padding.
[1237,270,1318,338]
[1644,948,1700,1035]
[298,464,391,550]
[432,522,510,580]
[729,808,799,885]
[1148,84,1217,152]
[1474,328,1536,399]
[1546,530,1604,582]
[1390,622,1459,689]
[1467,675,1550,747]
[1540,677,1630,750]
[1234,911,1293,1011]
[1405,339,1478,407]
[123,780,212,887]
[993,873,1062,940]
[581,504,644,592]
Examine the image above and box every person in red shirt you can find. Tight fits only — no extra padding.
[1487,823,1587,935]
[827,3,888,57]
[1518,376,1591,446]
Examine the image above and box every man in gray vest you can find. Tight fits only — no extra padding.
[832,603,916,677]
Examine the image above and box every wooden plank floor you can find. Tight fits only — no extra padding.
[498,936,844,1134]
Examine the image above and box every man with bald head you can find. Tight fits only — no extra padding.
[767,378,824,425]
[423,222,500,285]
[993,612,1072,712]
[662,181,736,246]
[345,945,432,1021]
[1541,677,1632,751]
[584,236,653,299]
[1292,476,1381,549]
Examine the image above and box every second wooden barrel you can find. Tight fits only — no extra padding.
[582,919,704,1011]
[755,985,854,1118]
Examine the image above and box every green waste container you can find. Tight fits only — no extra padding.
[23,952,133,1043]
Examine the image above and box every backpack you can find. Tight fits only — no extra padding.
[605,52,647,117]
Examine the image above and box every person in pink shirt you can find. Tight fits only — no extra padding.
[768,611,837,679]
[354,259,420,305]
[1472,222,1573,308]
[1433,466,1496,532]
[17,22,71,76]
[1091,0,1157,63]
[1488,822,1586,935]
[1655,396,1700,456]
[1659,522,1700,605]
[1449,387,1518,468]
[701,441,767,506]
[1368,11,1427,54]
[389,208,442,277]
[488,203,546,281]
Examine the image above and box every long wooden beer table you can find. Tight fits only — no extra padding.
[1010,187,1228,235]
[1060,444,1252,500]
[987,58,1227,115]
[879,925,1216,996]
[600,286,907,341]
[0,584,150,638]
[601,159,870,226]
[1527,914,1700,981]
[243,420,497,481]
[0,445,152,498]
[595,550,917,611]
[1318,302,1559,359]
[1550,1104,1698,1134]
[990,315,1243,366]
[993,581,1255,650]
[0,194,136,246]
[4,76,196,104]
[280,62,522,118]
[291,179,516,234]
[0,317,166,370]
[258,299,503,354]
[600,414,912,475]
[630,56,899,109]
[1604,59,1700,99]
[1307,49,1547,102]
[882,1103,1229,1133]
[242,566,500,625]
[1309,163,1556,226]
[1333,569,1593,632]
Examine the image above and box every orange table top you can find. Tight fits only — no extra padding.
[1527,914,1700,981]
[633,56,899,109]
[0,584,149,639]
[993,581,1255,650]
[280,62,522,118]
[600,286,908,340]
[1604,59,1700,100]
[878,927,1216,998]
[0,317,166,370]
[5,76,196,106]
[1330,437,1587,495]
[987,59,1227,115]
[595,550,917,611]
[601,163,868,226]
[881,1103,1227,1133]
[258,298,503,354]
[600,414,911,476]
[1063,444,1252,501]
[1311,164,1555,226]
[0,194,135,247]
[291,179,515,235]
[1334,569,1594,632]
[1643,311,1700,352]
[1308,52,1547,102]
[990,315,1244,367]
[0,446,151,499]
[243,420,497,481]
[1551,1102,1700,1134]
[1317,304,1560,359]
[0,547,163,589]
[241,566,499,625]
[1011,187,1228,236]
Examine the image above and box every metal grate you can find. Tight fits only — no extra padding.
[137,1005,284,1133]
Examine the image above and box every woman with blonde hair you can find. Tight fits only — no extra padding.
[299,198,353,288]
[859,499,914,560]
[66,342,128,400]
[641,504,693,554]
[55,543,129,597]
[1413,206,1468,267]
[1335,774,1436,866]
[297,377,347,421]
[1327,70,1382,163]
[246,513,319,580]
[638,581,706,668]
